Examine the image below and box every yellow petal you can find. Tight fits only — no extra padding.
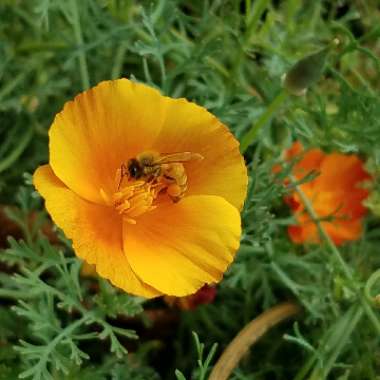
[123,195,241,296]
[49,79,168,204]
[152,98,248,210]
[33,164,161,298]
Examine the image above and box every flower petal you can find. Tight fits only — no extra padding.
[292,149,325,181]
[288,220,318,244]
[151,98,247,210]
[285,141,303,160]
[323,219,363,245]
[285,143,370,246]
[33,164,160,298]
[49,79,168,204]
[288,209,364,246]
[315,153,371,192]
[123,195,241,296]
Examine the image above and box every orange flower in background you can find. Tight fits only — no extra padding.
[33,79,247,298]
[283,142,370,245]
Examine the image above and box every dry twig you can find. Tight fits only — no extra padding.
[209,302,301,380]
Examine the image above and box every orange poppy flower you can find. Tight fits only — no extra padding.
[33,79,247,298]
[283,142,370,245]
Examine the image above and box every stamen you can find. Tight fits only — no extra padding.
[112,179,157,224]
[111,151,196,222]
[100,188,112,206]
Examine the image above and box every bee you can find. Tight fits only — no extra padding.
[119,151,204,202]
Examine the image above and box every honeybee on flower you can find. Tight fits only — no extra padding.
[34,78,248,298]
[118,150,204,203]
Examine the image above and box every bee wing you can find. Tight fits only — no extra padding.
[155,152,204,164]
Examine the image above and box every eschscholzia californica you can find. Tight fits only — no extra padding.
[33,79,247,298]
[282,141,370,245]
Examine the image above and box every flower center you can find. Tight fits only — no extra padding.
[100,160,188,224]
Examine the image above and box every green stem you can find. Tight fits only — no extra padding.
[25,315,90,377]
[293,306,355,380]
[361,299,380,333]
[245,0,252,25]
[245,0,270,43]
[0,126,34,173]
[0,71,27,103]
[169,28,230,79]
[230,0,269,84]
[240,90,288,153]
[16,42,67,52]
[290,175,380,335]
[0,289,33,299]
[365,269,380,301]
[358,25,380,43]
[205,57,230,78]
[111,42,128,79]
[309,306,363,380]
[70,0,90,90]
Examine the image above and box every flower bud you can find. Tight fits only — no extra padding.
[282,47,329,96]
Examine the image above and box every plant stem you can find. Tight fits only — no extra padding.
[0,71,28,103]
[308,306,363,380]
[209,302,301,380]
[240,90,288,153]
[0,288,34,299]
[245,0,270,43]
[38,315,90,373]
[70,0,90,90]
[0,125,34,173]
[361,299,380,333]
[293,307,351,380]
[364,269,380,301]
[111,42,128,79]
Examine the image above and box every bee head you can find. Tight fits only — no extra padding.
[127,158,143,179]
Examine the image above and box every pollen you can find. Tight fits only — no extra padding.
[111,181,156,224]
[109,168,170,224]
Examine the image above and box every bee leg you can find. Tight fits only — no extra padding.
[117,163,128,190]
[163,174,175,182]
[167,184,182,203]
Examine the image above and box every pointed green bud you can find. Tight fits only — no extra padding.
[282,47,330,96]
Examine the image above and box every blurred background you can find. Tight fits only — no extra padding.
[1,1,380,379]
